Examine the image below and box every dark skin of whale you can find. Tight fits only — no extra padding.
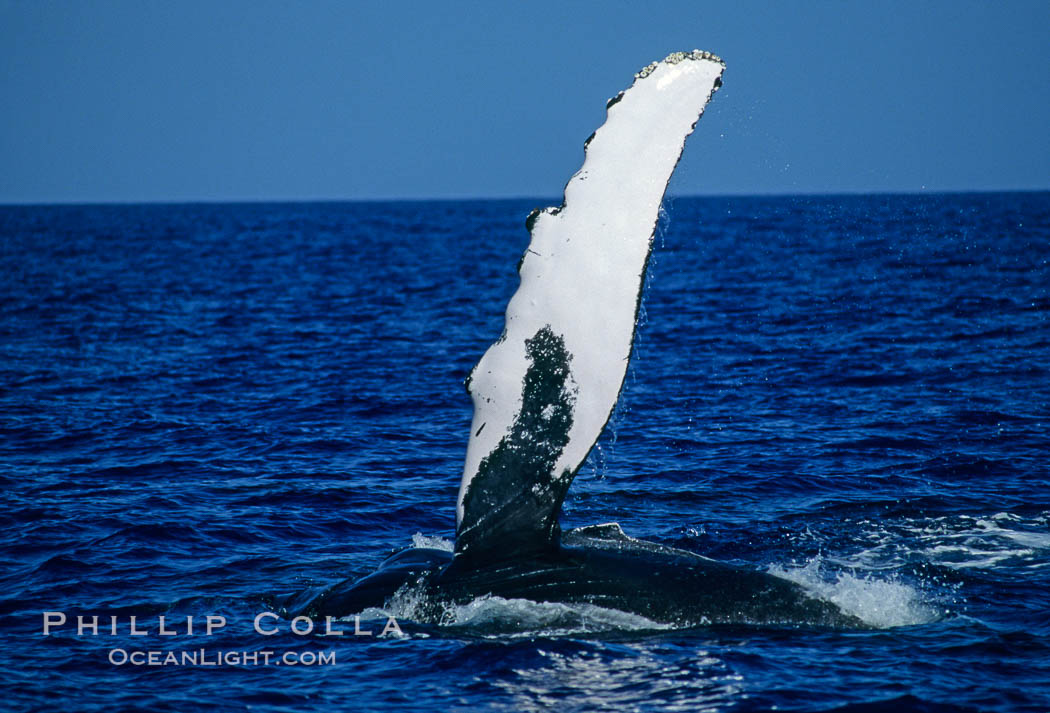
[299,525,864,629]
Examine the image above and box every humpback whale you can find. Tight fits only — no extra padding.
[301,51,862,629]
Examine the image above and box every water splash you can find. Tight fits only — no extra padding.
[410,532,454,552]
[441,595,672,637]
[769,557,939,628]
[371,583,672,638]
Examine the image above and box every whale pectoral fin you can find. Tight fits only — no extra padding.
[455,51,725,563]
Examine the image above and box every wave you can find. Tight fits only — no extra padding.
[821,511,1050,572]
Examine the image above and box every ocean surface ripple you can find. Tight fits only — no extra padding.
[2,193,1048,711]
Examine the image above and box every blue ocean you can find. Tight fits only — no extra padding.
[2,193,1049,711]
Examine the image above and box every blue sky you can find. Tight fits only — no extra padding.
[2,0,1048,204]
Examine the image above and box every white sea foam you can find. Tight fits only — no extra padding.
[769,557,939,628]
[410,532,454,552]
[823,512,1050,572]
[373,577,432,623]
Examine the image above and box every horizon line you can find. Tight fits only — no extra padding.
[1,186,1048,209]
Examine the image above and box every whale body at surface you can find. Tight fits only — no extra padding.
[298,51,864,630]
[305,524,861,628]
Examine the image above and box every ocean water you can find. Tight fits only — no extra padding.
[2,193,1049,711]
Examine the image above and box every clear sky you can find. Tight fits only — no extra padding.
[2,0,1048,204]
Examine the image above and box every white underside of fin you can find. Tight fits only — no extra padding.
[458,52,724,525]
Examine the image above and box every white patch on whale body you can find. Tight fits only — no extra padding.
[458,51,724,525]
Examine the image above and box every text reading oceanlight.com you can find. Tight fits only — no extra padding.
[107,648,336,667]
[42,611,404,667]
